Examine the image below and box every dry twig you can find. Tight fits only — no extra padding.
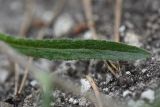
[83,0,121,79]
[15,0,35,95]
[114,0,123,42]
[112,0,123,76]
[14,63,19,95]
[104,0,123,78]
[105,61,120,78]
[86,75,103,107]
[82,0,97,39]
[48,0,66,27]
[38,0,66,38]
[19,0,35,37]
[18,57,33,94]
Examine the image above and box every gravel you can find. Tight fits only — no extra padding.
[0,0,160,107]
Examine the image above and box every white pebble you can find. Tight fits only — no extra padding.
[124,32,141,47]
[79,97,87,106]
[126,71,131,75]
[106,74,112,84]
[80,79,91,94]
[30,80,38,87]
[141,89,155,103]
[54,14,74,37]
[103,88,109,92]
[0,69,9,83]
[123,90,132,97]
[83,31,93,39]
[73,99,79,105]
[69,98,74,103]
[119,25,126,33]
[142,69,147,73]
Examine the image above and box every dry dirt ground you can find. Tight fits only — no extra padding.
[0,0,160,107]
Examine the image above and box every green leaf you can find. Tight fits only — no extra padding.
[0,32,151,61]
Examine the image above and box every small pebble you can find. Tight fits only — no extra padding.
[119,25,126,33]
[124,32,141,47]
[83,31,93,39]
[73,99,79,105]
[30,80,38,87]
[126,71,131,75]
[141,89,155,103]
[80,79,91,94]
[0,69,9,83]
[103,88,109,92]
[142,69,147,73]
[69,98,74,103]
[106,74,112,84]
[54,14,74,37]
[123,90,132,97]
[79,97,87,106]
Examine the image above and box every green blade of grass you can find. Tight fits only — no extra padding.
[0,32,151,61]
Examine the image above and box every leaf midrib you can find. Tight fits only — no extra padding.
[2,37,148,54]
